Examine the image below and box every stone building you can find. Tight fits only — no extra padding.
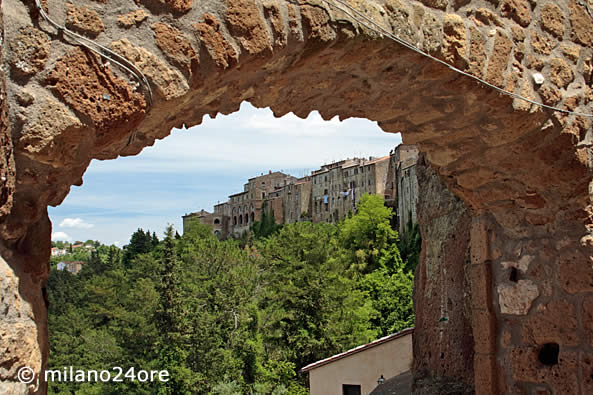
[392,145,419,235]
[56,261,86,275]
[183,171,297,237]
[311,156,390,223]
[182,208,227,238]
[183,147,421,239]
[283,177,312,224]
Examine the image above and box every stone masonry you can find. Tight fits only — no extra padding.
[0,0,592,394]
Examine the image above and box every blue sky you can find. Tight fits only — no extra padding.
[49,102,402,246]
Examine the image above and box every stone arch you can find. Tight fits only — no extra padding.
[1,0,592,394]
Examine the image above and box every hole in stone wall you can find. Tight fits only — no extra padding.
[509,267,518,283]
[538,343,559,366]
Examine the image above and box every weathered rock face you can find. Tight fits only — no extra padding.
[0,0,592,394]
[413,154,474,394]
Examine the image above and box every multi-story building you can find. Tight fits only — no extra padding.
[183,171,297,238]
[183,146,419,239]
[387,145,419,235]
[311,156,390,223]
[283,177,312,224]
[182,208,228,238]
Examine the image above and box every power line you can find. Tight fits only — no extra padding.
[34,0,153,106]
[321,0,593,118]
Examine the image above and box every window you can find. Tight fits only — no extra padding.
[342,384,361,395]
[239,215,243,225]
[245,214,249,224]
[324,175,327,182]
[354,168,358,175]
[233,216,237,225]
[344,170,348,177]
[214,218,220,225]
[262,192,265,199]
[251,212,255,222]
[368,179,372,186]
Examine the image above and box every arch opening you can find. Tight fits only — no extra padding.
[1,0,592,393]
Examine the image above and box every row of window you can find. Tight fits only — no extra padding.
[232,204,255,215]
[313,165,374,184]
[233,212,255,226]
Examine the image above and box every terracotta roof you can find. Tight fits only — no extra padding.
[366,155,390,165]
[294,179,311,185]
[300,327,414,373]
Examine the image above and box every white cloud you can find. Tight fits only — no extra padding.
[59,218,95,229]
[52,231,71,241]
[113,241,120,246]
[244,110,342,137]
[50,103,402,245]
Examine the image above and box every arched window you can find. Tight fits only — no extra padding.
[214,218,220,225]
[233,216,237,225]
[239,215,243,225]
[251,212,255,222]
[245,214,249,224]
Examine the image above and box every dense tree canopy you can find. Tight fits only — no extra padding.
[47,194,417,394]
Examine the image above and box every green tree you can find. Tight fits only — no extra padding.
[337,194,403,274]
[258,222,376,371]
[252,206,281,239]
[154,226,192,394]
[359,268,414,336]
[398,217,422,273]
[122,229,153,267]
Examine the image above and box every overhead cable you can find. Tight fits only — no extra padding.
[34,0,153,106]
[321,0,593,119]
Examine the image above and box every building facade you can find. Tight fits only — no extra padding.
[301,328,413,395]
[183,146,419,239]
[391,145,420,235]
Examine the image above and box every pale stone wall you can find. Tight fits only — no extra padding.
[397,160,419,235]
[308,332,413,395]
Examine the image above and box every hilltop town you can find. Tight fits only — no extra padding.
[183,144,420,239]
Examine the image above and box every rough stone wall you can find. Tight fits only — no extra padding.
[0,0,592,393]
[0,0,14,219]
[413,154,474,394]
